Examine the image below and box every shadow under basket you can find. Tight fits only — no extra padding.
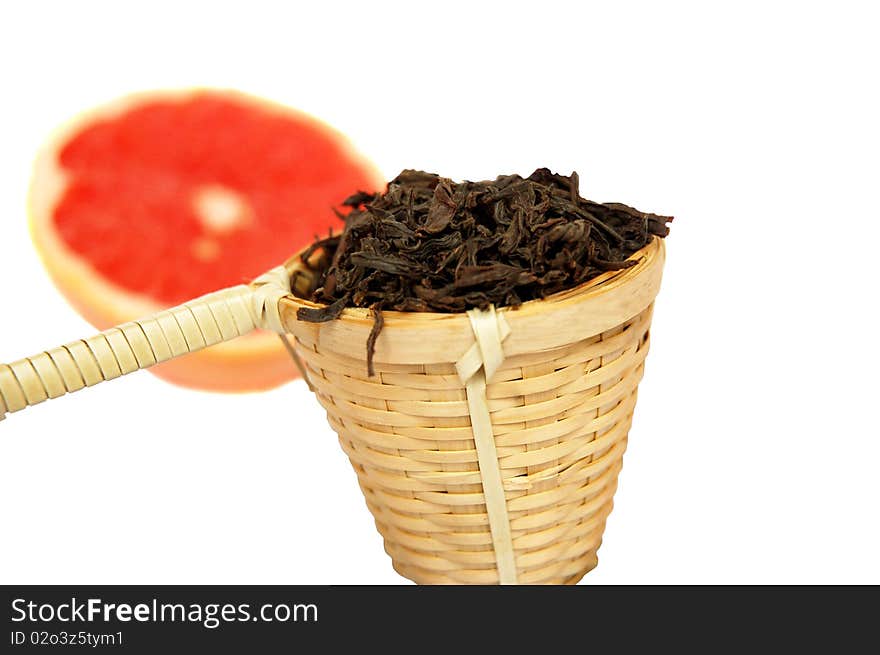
[282,238,665,584]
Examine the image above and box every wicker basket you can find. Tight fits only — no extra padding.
[0,238,665,585]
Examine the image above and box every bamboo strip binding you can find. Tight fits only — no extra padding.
[0,267,292,420]
[458,307,517,583]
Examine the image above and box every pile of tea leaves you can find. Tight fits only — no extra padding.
[295,168,672,375]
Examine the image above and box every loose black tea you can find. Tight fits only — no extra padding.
[295,168,672,375]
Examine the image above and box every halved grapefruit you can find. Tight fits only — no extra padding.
[29,89,384,392]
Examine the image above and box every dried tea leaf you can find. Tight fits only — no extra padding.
[296,169,673,375]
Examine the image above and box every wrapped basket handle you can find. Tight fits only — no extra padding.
[0,266,293,421]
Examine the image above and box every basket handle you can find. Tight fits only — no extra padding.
[0,266,292,421]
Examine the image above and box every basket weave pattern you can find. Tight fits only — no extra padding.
[293,303,653,584]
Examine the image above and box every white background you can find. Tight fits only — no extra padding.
[1,2,878,584]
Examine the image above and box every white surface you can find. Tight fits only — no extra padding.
[1,2,878,584]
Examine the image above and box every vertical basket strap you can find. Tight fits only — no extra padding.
[0,266,292,421]
[456,306,517,585]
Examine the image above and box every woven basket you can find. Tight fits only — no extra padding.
[281,238,664,584]
[1,238,664,585]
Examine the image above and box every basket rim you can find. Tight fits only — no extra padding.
[279,238,664,364]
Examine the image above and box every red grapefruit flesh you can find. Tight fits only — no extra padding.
[29,90,384,392]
